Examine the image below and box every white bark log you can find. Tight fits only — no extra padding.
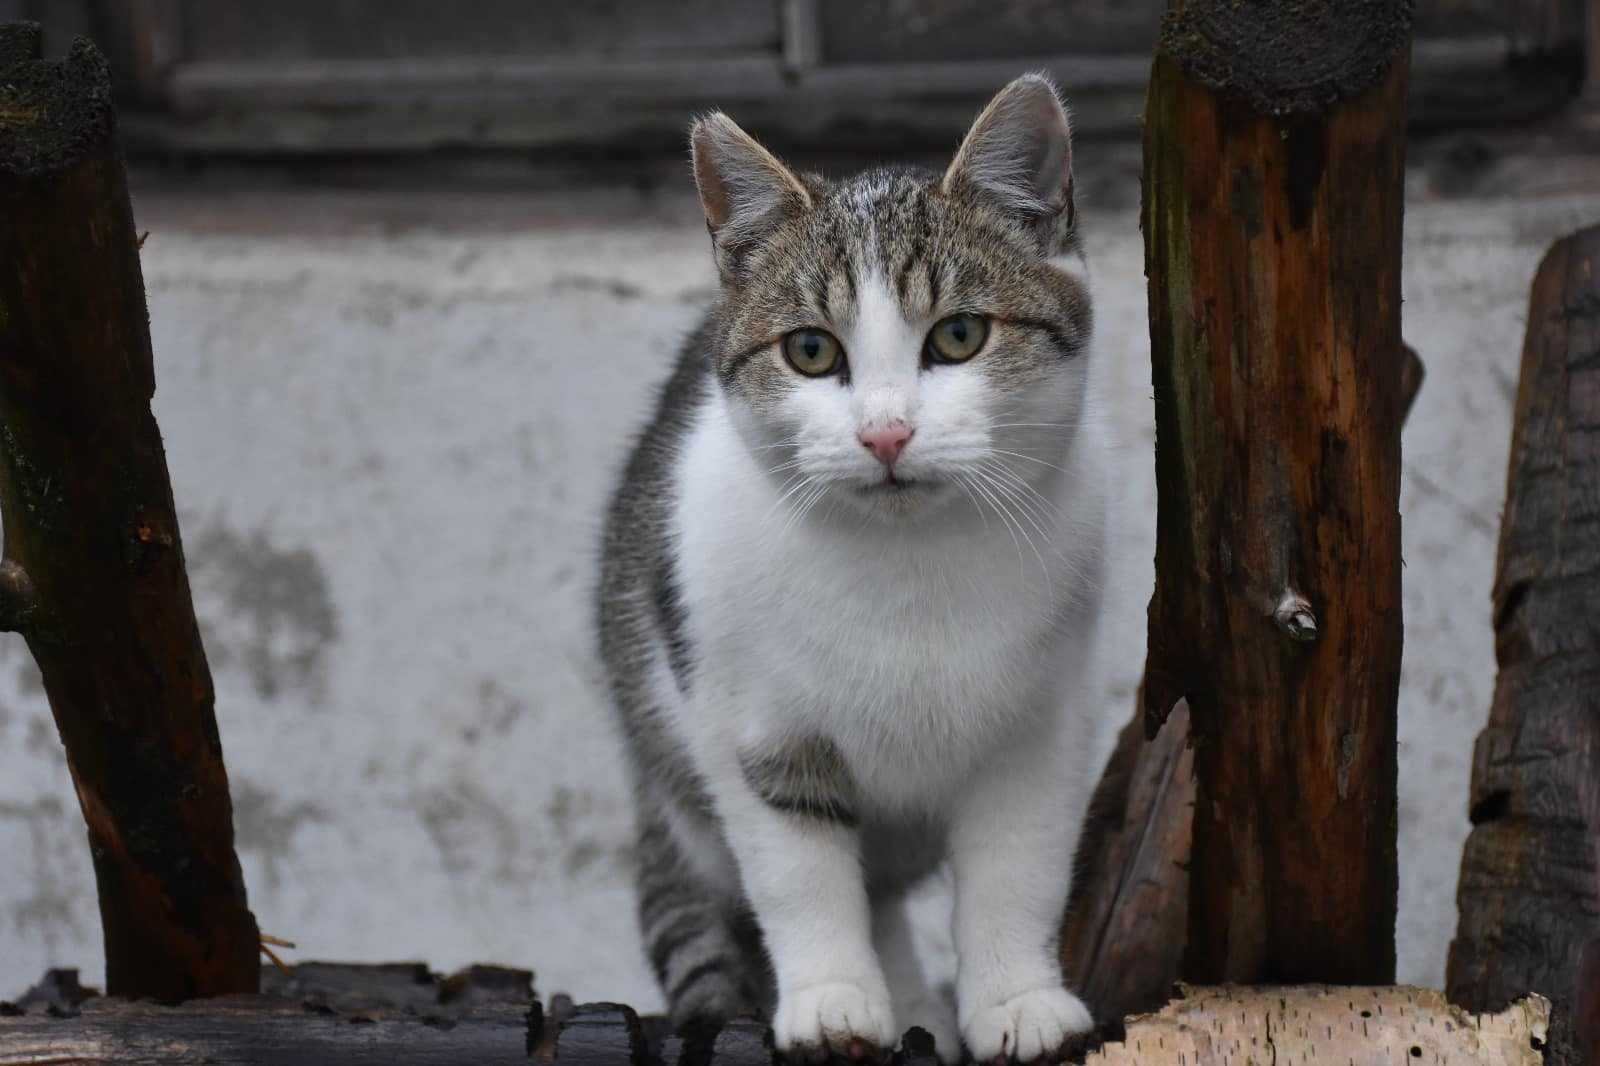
[1087,985,1551,1066]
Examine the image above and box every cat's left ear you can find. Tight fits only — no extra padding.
[943,73,1075,253]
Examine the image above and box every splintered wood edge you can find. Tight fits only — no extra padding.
[1085,985,1551,1066]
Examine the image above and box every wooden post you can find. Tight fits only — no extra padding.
[1140,3,1410,984]
[1446,225,1600,1066]
[1060,346,1423,1015]
[0,23,259,998]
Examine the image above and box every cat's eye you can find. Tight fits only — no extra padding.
[782,328,844,377]
[925,314,989,364]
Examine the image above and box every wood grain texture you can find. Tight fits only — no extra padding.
[1141,4,1409,984]
[0,997,535,1065]
[1084,985,1550,1066]
[1446,224,1600,1066]
[0,962,541,1066]
[1060,342,1424,1021]
[0,27,259,998]
[3,979,1546,1066]
[1060,700,1193,1023]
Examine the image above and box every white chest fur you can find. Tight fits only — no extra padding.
[670,389,1106,815]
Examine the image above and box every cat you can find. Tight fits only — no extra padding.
[597,74,1108,1063]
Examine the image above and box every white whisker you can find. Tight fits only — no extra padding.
[967,466,1053,593]
[978,458,1060,522]
[762,473,819,526]
[960,472,1028,584]
[990,448,1069,474]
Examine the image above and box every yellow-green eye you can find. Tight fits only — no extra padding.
[925,313,989,364]
[782,328,844,377]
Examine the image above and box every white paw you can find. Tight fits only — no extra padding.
[961,986,1093,1062]
[775,980,897,1058]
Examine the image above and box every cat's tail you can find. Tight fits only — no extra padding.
[635,801,772,1029]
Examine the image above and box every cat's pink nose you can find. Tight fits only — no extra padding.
[859,421,913,467]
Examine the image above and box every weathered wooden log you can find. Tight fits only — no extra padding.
[0,995,538,1065]
[1446,224,1600,1066]
[1060,700,1192,1023]
[0,961,540,1066]
[1140,1,1411,984]
[1084,985,1549,1066]
[0,23,259,998]
[0,980,1549,1066]
[1061,339,1426,1018]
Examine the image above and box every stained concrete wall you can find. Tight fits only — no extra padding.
[1,170,1596,1008]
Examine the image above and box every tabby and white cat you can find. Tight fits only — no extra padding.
[598,74,1108,1062]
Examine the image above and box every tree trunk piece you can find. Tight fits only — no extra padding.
[1061,341,1425,1019]
[0,23,260,999]
[0,983,1548,1066]
[1060,700,1192,1024]
[1446,224,1600,1066]
[1141,2,1410,984]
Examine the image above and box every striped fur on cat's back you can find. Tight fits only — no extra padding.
[597,74,1111,1063]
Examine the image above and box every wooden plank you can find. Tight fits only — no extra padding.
[781,0,821,74]
[166,55,789,110]
[92,0,183,104]
[817,0,1164,61]
[1584,0,1600,106]
[179,0,779,62]
[123,33,1575,156]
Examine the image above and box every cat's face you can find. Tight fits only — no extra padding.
[694,75,1091,525]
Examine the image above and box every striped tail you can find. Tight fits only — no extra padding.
[635,804,772,1029]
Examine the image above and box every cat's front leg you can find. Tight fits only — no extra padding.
[950,729,1094,1062]
[710,734,896,1058]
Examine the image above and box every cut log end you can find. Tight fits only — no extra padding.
[1158,0,1414,117]
[0,33,114,178]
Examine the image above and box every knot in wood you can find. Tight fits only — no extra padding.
[1274,592,1320,643]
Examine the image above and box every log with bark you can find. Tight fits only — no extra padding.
[1059,342,1424,1019]
[1138,0,1411,984]
[1446,224,1600,1066]
[0,962,541,1066]
[0,970,1551,1066]
[0,22,259,998]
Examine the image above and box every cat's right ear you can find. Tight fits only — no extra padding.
[690,112,810,283]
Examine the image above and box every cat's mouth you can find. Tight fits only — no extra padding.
[858,473,925,494]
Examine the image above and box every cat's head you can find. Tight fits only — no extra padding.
[692,74,1092,525]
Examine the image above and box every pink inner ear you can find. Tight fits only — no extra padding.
[691,126,735,232]
[945,76,1073,219]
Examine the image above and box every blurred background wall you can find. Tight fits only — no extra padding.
[1,0,1598,1013]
